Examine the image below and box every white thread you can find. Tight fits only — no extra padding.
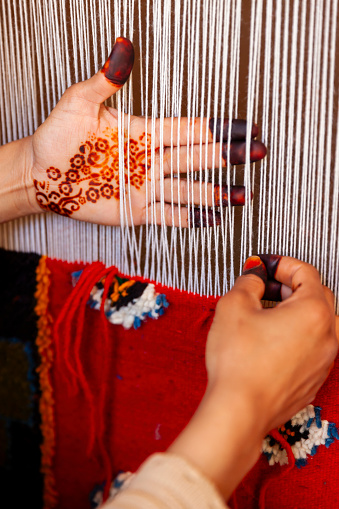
[0,0,339,308]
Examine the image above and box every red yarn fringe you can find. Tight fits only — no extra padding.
[54,262,119,502]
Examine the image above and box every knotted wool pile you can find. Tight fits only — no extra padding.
[1,248,339,509]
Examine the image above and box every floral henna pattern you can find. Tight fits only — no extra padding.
[47,167,61,181]
[34,128,151,217]
[101,183,114,199]
[86,187,100,203]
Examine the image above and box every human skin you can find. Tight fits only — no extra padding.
[0,37,266,226]
[168,255,339,501]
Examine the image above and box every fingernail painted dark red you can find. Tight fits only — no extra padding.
[191,208,222,227]
[263,280,282,302]
[101,37,134,86]
[209,118,259,142]
[214,185,249,207]
[222,140,267,165]
[258,254,282,279]
[242,256,267,284]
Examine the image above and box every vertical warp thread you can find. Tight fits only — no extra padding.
[0,0,338,304]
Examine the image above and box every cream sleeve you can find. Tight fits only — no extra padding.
[102,452,229,509]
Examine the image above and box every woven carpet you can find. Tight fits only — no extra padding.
[1,248,339,509]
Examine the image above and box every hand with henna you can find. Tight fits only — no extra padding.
[0,37,266,226]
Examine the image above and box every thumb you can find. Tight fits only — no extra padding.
[80,37,134,104]
[232,255,267,305]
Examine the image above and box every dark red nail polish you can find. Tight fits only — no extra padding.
[258,254,282,280]
[242,256,267,284]
[222,140,267,165]
[251,123,259,138]
[263,280,282,302]
[191,208,222,227]
[250,140,267,161]
[214,185,249,206]
[101,37,134,86]
[209,118,259,142]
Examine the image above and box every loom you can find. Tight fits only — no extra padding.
[1,0,339,508]
[1,0,338,299]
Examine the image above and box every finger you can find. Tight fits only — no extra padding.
[142,204,222,227]
[242,256,267,284]
[258,254,281,279]
[229,256,267,307]
[156,180,249,207]
[150,117,260,147]
[259,254,323,297]
[190,208,222,227]
[223,140,267,165]
[336,316,339,341]
[77,37,134,105]
[161,140,266,174]
[209,118,259,142]
[263,280,282,302]
[262,280,292,302]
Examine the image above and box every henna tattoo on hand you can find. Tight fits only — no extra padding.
[34,128,150,217]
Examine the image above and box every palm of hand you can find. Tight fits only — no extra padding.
[29,39,266,228]
[32,96,152,226]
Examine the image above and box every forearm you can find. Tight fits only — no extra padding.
[168,387,264,501]
[0,136,38,223]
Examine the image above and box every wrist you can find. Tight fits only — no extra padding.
[168,386,264,501]
[0,136,40,223]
